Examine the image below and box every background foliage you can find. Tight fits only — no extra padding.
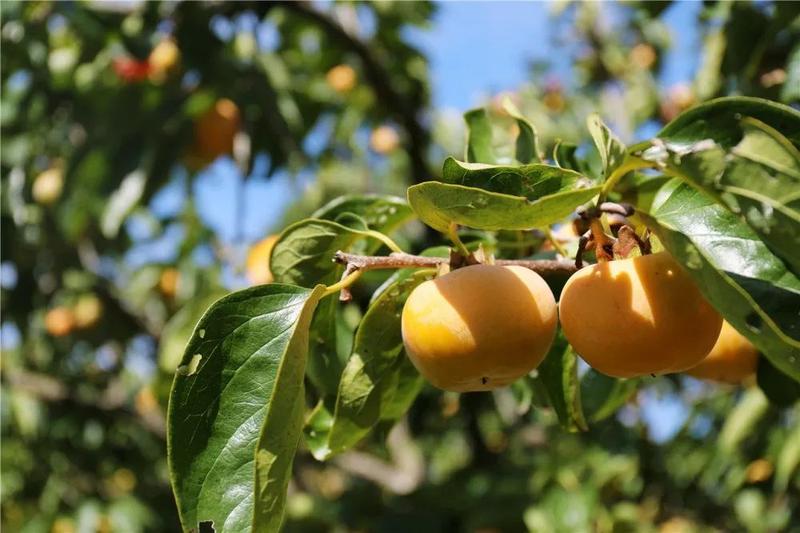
[2,1,799,532]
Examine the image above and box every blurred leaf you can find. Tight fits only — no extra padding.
[535,332,587,432]
[100,169,146,238]
[757,357,800,407]
[407,181,600,233]
[169,284,325,533]
[464,108,495,164]
[580,370,639,423]
[641,181,800,382]
[552,141,581,172]
[774,422,800,492]
[781,44,800,104]
[718,388,769,455]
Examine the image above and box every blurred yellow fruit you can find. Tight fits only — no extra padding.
[159,268,180,299]
[660,83,695,122]
[630,43,657,70]
[370,125,400,154]
[193,98,241,161]
[543,89,565,113]
[148,38,180,81]
[73,294,103,329]
[326,64,356,93]
[50,518,76,533]
[246,235,279,285]
[745,458,773,483]
[109,468,137,493]
[32,167,64,206]
[559,252,722,378]
[45,307,75,337]
[685,321,758,384]
[658,517,694,533]
[135,386,159,416]
[402,264,558,392]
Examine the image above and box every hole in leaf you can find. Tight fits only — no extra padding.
[745,313,762,333]
[198,328,206,339]
[177,354,203,376]
[198,521,215,533]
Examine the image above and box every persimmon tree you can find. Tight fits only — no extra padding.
[167,96,800,532]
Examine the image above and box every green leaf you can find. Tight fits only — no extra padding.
[535,332,587,432]
[441,157,594,201]
[407,180,600,233]
[311,194,414,236]
[309,269,428,460]
[587,113,627,181]
[653,117,800,273]
[502,98,541,163]
[552,140,581,172]
[657,96,800,149]
[781,44,800,104]
[757,357,800,407]
[464,108,496,164]
[774,422,800,492]
[717,387,769,455]
[640,181,800,382]
[168,283,326,533]
[580,370,639,423]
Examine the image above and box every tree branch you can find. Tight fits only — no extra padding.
[276,1,433,184]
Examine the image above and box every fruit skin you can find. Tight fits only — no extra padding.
[401,264,558,392]
[45,307,75,337]
[559,252,722,378]
[246,235,279,285]
[32,168,64,205]
[193,98,241,162]
[685,320,758,383]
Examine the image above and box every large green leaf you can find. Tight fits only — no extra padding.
[441,157,593,200]
[535,332,587,432]
[168,283,326,533]
[658,96,800,149]
[655,118,800,273]
[407,181,600,233]
[464,108,496,164]
[640,181,800,381]
[308,270,428,460]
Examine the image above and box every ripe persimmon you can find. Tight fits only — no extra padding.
[246,235,279,285]
[685,321,758,384]
[401,264,558,392]
[559,252,722,378]
[193,98,240,162]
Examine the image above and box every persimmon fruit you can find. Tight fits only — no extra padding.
[401,264,558,392]
[559,252,722,378]
[685,320,758,384]
[193,98,241,162]
[45,307,75,337]
[32,168,64,205]
[246,235,279,285]
[326,64,356,93]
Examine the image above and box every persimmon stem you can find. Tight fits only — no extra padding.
[447,222,472,258]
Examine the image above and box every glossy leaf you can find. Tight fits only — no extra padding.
[553,141,581,172]
[311,194,414,236]
[441,157,594,200]
[757,357,800,407]
[658,96,800,149]
[640,181,800,381]
[464,108,496,164]
[535,332,587,432]
[407,181,600,233]
[168,283,326,533]
[587,113,627,181]
[657,118,800,273]
[309,269,429,460]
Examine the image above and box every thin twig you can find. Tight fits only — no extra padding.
[333,251,579,275]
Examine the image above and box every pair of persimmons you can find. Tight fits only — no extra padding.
[402,251,757,392]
